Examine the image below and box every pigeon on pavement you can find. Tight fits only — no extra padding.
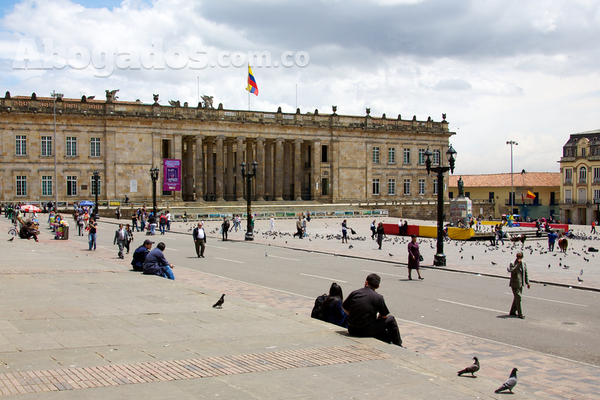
[495,368,518,394]
[212,294,225,308]
[457,357,480,377]
[7,237,14,242]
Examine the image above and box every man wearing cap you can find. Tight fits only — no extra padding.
[143,242,175,280]
[131,239,154,272]
[192,222,207,258]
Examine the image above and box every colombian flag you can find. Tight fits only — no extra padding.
[246,65,259,96]
[526,190,536,199]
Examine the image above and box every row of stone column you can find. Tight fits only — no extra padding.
[183,136,307,202]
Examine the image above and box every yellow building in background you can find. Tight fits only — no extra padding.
[559,130,600,225]
[449,173,560,220]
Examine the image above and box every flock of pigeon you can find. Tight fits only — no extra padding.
[181,221,599,287]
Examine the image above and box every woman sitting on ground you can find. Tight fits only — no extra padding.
[322,283,348,328]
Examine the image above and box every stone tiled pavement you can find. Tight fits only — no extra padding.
[1,216,599,398]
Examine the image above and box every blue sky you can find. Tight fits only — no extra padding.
[1,0,600,175]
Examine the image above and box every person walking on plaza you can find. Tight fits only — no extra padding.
[302,215,308,237]
[166,210,172,231]
[270,215,275,232]
[148,212,157,235]
[342,273,403,347]
[294,216,304,239]
[87,218,98,250]
[124,224,134,254]
[143,242,175,280]
[370,220,376,240]
[407,234,423,280]
[193,222,206,258]
[508,251,530,318]
[341,219,349,243]
[139,209,146,232]
[547,230,558,252]
[592,221,597,234]
[77,213,84,236]
[131,239,153,271]
[115,206,121,220]
[159,212,167,235]
[114,223,127,259]
[131,212,138,232]
[376,222,386,250]
[221,217,230,241]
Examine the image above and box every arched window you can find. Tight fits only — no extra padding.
[579,166,587,183]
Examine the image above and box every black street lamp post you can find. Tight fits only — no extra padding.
[92,170,100,219]
[150,167,159,217]
[424,145,457,267]
[241,161,258,241]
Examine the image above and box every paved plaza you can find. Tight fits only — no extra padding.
[0,214,598,399]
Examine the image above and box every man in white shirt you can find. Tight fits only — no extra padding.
[113,223,127,259]
[166,211,172,231]
[193,222,206,258]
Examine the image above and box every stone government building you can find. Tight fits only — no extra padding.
[0,91,454,204]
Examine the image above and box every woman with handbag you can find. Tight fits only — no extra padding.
[407,234,423,280]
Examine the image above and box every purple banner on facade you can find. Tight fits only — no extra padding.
[163,159,182,191]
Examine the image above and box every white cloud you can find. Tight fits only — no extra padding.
[0,0,599,175]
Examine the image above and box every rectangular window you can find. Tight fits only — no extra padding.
[433,178,438,195]
[594,167,600,183]
[373,147,380,164]
[565,189,572,203]
[16,176,27,196]
[489,191,494,203]
[564,168,572,183]
[42,176,53,196]
[321,178,329,195]
[321,145,328,163]
[90,138,101,157]
[594,189,600,200]
[90,176,101,196]
[403,148,410,164]
[582,148,586,157]
[418,148,425,165]
[41,136,52,157]
[15,135,27,156]
[372,178,380,195]
[433,150,440,165]
[67,176,77,196]
[162,139,171,159]
[388,148,396,164]
[418,179,425,195]
[403,178,410,195]
[388,179,396,195]
[66,137,77,157]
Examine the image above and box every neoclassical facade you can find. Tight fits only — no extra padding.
[559,129,600,224]
[0,92,454,204]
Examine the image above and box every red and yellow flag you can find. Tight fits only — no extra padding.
[526,191,536,199]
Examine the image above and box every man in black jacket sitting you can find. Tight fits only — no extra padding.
[131,239,154,271]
